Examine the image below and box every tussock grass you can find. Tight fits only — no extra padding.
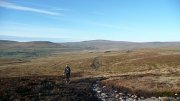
[0,48,180,96]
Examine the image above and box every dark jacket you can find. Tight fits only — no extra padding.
[64,66,71,74]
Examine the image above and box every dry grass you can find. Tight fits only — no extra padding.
[0,48,180,96]
[101,73,180,97]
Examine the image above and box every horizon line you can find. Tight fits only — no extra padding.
[0,39,180,43]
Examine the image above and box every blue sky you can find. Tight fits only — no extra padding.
[0,0,180,42]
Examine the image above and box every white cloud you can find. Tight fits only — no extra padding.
[0,1,61,16]
[52,8,72,11]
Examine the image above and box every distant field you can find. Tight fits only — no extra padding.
[0,46,180,97]
[0,47,83,59]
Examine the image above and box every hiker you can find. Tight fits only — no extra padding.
[64,64,71,83]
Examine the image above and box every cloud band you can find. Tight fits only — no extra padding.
[0,1,60,16]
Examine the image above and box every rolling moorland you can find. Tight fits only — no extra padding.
[0,40,180,100]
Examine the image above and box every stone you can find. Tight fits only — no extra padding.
[97,90,101,93]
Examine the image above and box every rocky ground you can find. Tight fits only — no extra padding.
[92,81,180,101]
[0,75,180,101]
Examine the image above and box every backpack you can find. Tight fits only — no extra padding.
[65,67,70,74]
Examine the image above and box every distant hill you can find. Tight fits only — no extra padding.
[0,40,180,59]
[0,40,65,49]
[1,40,180,50]
[62,40,180,51]
[0,40,67,59]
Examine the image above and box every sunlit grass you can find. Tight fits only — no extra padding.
[0,48,180,96]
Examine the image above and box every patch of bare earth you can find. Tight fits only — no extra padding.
[0,75,105,101]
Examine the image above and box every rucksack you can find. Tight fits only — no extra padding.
[65,67,70,74]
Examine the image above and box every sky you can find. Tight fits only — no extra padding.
[0,0,180,42]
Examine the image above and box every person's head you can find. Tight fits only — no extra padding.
[66,64,69,67]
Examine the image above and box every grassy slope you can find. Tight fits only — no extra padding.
[0,48,180,96]
[0,40,84,59]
